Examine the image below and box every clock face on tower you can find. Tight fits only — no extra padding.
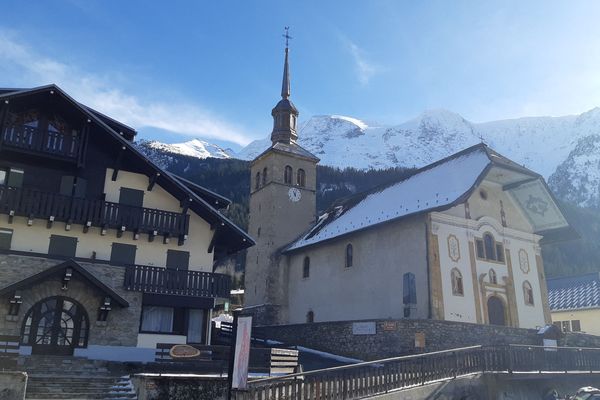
[288,187,301,202]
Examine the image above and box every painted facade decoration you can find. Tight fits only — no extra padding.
[0,85,253,361]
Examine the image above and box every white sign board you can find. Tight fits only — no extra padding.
[231,316,252,389]
[352,321,376,335]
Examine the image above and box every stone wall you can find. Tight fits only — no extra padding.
[132,374,228,400]
[254,318,600,361]
[0,371,27,400]
[0,254,142,347]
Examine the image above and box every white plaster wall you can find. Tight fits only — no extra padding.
[434,221,478,324]
[137,333,187,349]
[0,168,215,271]
[285,216,428,324]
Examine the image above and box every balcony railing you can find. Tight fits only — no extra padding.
[124,264,231,298]
[0,186,189,238]
[1,125,84,162]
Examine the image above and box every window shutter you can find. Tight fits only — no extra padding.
[119,187,144,207]
[166,250,190,270]
[110,243,137,265]
[74,177,87,198]
[0,229,13,250]
[48,235,77,258]
[7,169,24,188]
[60,176,75,196]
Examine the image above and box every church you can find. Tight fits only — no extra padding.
[244,44,576,330]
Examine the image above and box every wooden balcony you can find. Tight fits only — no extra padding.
[124,264,231,298]
[1,125,87,164]
[0,186,189,240]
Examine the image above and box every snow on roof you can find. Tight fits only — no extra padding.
[286,146,492,251]
[547,273,600,311]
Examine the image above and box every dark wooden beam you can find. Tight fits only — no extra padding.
[111,146,126,181]
[147,172,160,191]
[180,198,192,215]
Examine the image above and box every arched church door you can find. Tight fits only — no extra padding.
[21,297,89,355]
[487,296,506,326]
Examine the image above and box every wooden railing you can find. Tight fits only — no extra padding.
[233,345,600,400]
[0,186,189,238]
[124,264,231,298]
[2,125,82,160]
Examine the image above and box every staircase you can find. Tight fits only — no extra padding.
[18,355,137,400]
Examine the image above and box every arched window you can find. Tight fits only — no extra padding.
[262,167,267,185]
[284,165,293,184]
[489,269,498,285]
[451,268,464,296]
[403,272,417,305]
[297,169,306,187]
[303,256,310,278]
[345,244,353,268]
[523,281,534,305]
[255,171,261,190]
[306,310,314,323]
[483,233,496,261]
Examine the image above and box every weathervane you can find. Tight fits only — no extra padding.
[283,27,292,48]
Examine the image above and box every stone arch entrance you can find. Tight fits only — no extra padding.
[21,296,89,355]
[487,296,506,326]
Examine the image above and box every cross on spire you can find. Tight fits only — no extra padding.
[283,26,292,48]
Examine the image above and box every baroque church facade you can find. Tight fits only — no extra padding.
[244,46,575,329]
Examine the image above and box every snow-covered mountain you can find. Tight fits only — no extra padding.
[138,108,600,207]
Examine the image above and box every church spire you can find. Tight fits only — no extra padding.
[281,28,291,100]
[271,27,299,145]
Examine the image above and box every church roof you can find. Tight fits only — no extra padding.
[547,273,600,311]
[252,141,320,164]
[285,143,575,252]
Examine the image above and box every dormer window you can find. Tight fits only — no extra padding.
[297,169,306,187]
[284,165,293,184]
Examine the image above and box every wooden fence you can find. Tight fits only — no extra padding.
[233,344,600,400]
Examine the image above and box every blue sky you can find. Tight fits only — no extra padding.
[2,1,600,151]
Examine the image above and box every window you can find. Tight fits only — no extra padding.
[297,169,306,187]
[495,243,505,262]
[262,167,267,185]
[306,310,314,323]
[561,321,571,332]
[303,256,310,278]
[475,239,485,259]
[284,165,293,184]
[0,229,13,250]
[483,233,496,261]
[571,320,581,332]
[166,250,190,270]
[48,235,77,258]
[7,168,24,188]
[0,169,6,186]
[345,244,353,268]
[187,309,205,343]
[403,272,417,305]
[523,281,534,305]
[489,269,498,284]
[119,187,144,207]
[451,268,464,296]
[60,176,87,198]
[110,243,137,265]
[141,306,174,333]
[255,171,261,190]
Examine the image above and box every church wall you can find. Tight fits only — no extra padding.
[0,168,215,271]
[285,215,428,324]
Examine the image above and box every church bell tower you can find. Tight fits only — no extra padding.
[244,30,319,325]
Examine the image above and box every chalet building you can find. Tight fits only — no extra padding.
[0,85,253,360]
[244,45,576,329]
[548,273,600,335]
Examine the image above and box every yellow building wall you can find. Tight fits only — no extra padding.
[552,308,600,336]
